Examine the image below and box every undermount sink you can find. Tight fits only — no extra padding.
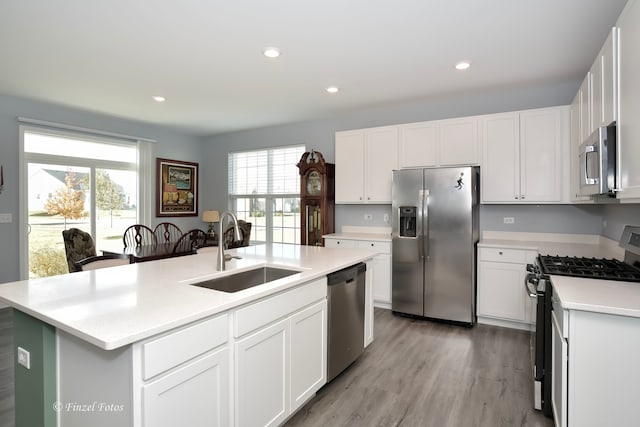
[190,266,301,293]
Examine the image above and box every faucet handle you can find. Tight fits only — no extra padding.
[224,254,242,262]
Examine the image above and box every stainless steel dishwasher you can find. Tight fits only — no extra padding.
[327,262,366,382]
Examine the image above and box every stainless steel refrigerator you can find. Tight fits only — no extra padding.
[392,166,479,325]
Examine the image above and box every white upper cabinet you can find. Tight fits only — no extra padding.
[570,90,593,203]
[335,126,398,203]
[398,121,437,168]
[481,106,568,203]
[579,74,592,142]
[438,117,479,166]
[398,117,479,168]
[616,0,640,200]
[480,112,520,203]
[520,108,565,202]
[591,28,618,131]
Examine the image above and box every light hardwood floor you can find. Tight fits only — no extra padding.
[0,308,14,427]
[285,308,554,427]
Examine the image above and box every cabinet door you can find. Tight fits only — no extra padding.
[365,126,398,202]
[477,261,526,322]
[370,254,391,305]
[364,261,374,346]
[335,131,365,203]
[520,108,564,202]
[290,301,327,411]
[143,347,230,427]
[600,28,618,127]
[399,121,438,168]
[235,319,289,427]
[579,74,592,141]
[438,117,479,166]
[480,113,520,202]
[551,311,567,427]
[617,0,640,199]
[590,54,604,131]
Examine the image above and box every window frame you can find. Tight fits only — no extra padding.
[19,124,153,279]
[228,145,304,245]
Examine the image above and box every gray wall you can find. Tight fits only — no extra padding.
[602,204,640,241]
[203,79,609,236]
[0,94,204,283]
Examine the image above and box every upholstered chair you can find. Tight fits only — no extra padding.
[62,228,97,273]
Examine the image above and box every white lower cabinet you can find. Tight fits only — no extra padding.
[477,247,537,329]
[235,318,290,427]
[234,279,327,427]
[551,306,567,427]
[552,299,640,426]
[143,347,230,427]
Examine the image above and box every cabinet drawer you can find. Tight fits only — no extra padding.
[142,313,228,380]
[479,247,530,264]
[551,291,568,339]
[234,277,327,337]
[357,240,391,254]
[325,239,358,249]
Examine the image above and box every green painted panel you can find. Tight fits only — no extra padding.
[13,310,56,427]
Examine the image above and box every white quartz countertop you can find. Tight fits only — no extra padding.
[551,275,640,318]
[323,232,391,242]
[478,231,624,259]
[478,231,640,318]
[0,244,377,350]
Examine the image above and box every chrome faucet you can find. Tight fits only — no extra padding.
[217,211,242,271]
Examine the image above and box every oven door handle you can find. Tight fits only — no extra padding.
[524,274,538,298]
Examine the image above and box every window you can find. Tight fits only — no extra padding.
[228,145,305,245]
[21,126,152,278]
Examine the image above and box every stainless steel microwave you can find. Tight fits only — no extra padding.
[578,124,616,197]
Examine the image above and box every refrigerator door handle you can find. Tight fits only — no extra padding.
[418,190,424,260]
[423,189,429,259]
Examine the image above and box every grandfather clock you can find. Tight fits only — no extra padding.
[297,150,335,246]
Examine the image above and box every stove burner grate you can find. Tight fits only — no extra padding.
[538,255,640,282]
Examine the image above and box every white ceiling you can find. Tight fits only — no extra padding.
[0,0,629,136]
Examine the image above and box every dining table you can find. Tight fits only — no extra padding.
[102,243,197,263]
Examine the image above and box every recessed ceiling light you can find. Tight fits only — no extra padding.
[455,61,471,70]
[326,86,339,94]
[263,47,281,58]
[152,96,166,102]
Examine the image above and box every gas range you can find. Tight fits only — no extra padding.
[536,255,640,282]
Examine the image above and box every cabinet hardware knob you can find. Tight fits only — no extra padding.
[522,195,525,199]
[514,196,518,199]
[499,251,503,255]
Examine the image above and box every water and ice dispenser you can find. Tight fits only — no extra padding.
[399,206,417,237]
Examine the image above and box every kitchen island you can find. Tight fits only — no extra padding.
[0,244,378,427]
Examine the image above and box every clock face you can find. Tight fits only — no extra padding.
[306,170,322,195]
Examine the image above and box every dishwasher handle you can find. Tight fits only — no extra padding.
[327,262,366,286]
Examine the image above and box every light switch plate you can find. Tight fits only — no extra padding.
[0,213,12,223]
[503,217,515,224]
[17,347,30,369]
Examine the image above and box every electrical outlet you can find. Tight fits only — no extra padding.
[503,217,515,224]
[0,213,12,223]
[364,213,373,221]
[18,347,30,369]
[383,213,389,223]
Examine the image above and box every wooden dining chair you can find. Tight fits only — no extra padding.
[123,224,157,248]
[62,228,97,273]
[74,254,132,271]
[153,222,182,244]
[173,229,208,254]
[223,220,252,249]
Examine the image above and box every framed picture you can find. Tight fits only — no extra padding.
[156,158,199,217]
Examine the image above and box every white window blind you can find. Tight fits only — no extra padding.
[228,145,304,196]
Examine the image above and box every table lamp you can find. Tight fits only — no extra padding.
[202,210,220,240]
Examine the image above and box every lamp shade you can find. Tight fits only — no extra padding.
[202,210,220,223]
